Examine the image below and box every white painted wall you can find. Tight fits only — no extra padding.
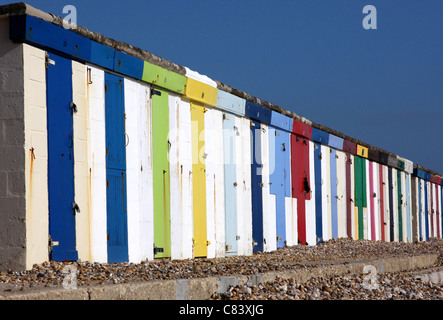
[306,140,316,246]
[72,61,90,261]
[23,44,49,269]
[204,107,225,258]
[86,65,107,263]
[237,117,253,256]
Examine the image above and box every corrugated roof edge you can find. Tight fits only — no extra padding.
[1,2,441,178]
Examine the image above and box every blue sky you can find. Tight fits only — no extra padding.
[7,0,443,174]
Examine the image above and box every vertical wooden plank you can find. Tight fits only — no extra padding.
[379,164,385,241]
[270,127,289,248]
[239,117,253,255]
[262,123,276,252]
[337,150,347,238]
[87,65,107,263]
[105,72,128,263]
[191,102,207,257]
[223,112,237,256]
[152,88,171,258]
[346,153,352,238]
[369,161,375,240]
[314,143,323,243]
[330,148,338,239]
[373,162,380,241]
[46,53,78,261]
[397,170,403,241]
[321,145,330,241]
[411,176,418,242]
[169,95,194,260]
[291,133,311,245]
[251,120,264,252]
[306,140,317,246]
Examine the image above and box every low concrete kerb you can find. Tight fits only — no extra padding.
[0,254,438,300]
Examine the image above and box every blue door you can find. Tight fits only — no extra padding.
[223,112,238,255]
[46,53,78,261]
[269,128,289,248]
[105,72,128,263]
[251,120,264,252]
[314,143,323,243]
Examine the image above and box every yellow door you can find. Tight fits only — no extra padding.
[191,102,207,257]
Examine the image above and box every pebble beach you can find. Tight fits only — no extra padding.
[1,238,442,300]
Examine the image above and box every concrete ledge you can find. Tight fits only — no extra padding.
[0,254,438,300]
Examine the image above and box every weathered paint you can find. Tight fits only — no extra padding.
[369,161,375,241]
[46,52,78,262]
[169,95,194,260]
[372,162,380,241]
[343,140,357,155]
[306,140,317,246]
[330,148,338,239]
[357,145,368,159]
[336,150,347,238]
[354,156,367,239]
[406,173,412,242]
[364,159,370,239]
[185,78,218,107]
[23,44,49,268]
[397,170,403,241]
[245,100,272,125]
[292,119,312,139]
[327,134,343,151]
[217,90,245,116]
[251,120,264,252]
[323,145,332,241]
[124,78,152,263]
[411,176,418,242]
[349,154,356,240]
[291,133,311,245]
[270,127,291,248]
[190,102,208,257]
[223,111,238,256]
[311,128,329,145]
[204,107,225,258]
[236,117,253,256]
[346,153,353,238]
[314,143,323,243]
[152,88,171,258]
[87,65,108,263]
[270,111,292,132]
[262,123,277,252]
[379,164,386,242]
[142,61,187,95]
[72,61,90,261]
[105,72,128,263]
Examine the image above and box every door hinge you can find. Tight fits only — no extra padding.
[151,88,162,97]
[72,202,80,214]
[70,102,78,113]
[106,180,109,187]
[154,246,164,255]
[45,53,55,68]
[107,234,110,241]
[48,235,59,248]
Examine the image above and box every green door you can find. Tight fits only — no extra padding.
[152,89,171,258]
[354,156,366,239]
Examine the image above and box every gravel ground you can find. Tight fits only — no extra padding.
[0,237,442,298]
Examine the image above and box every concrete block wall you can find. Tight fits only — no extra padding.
[0,16,26,271]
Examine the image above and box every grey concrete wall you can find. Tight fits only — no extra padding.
[0,16,26,271]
